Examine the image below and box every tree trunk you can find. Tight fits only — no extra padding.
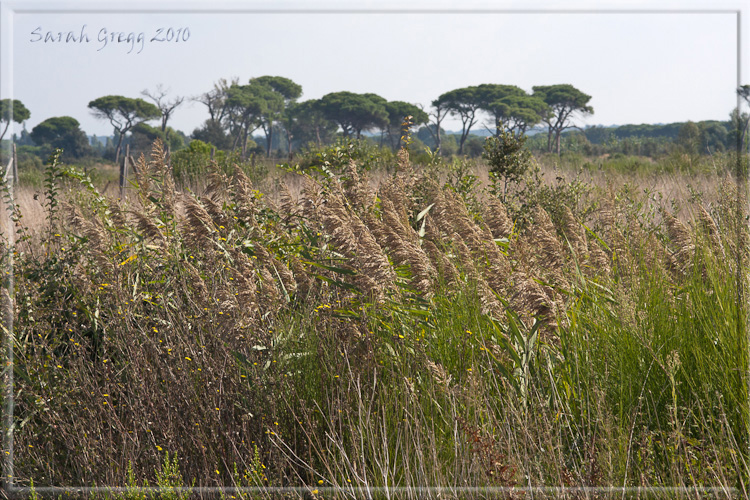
[458,130,469,155]
[119,143,130,199]
[555,130,562,155]
[114,129,125,164]
[0,120,10,142]
[546,127,553,153]
[266,125,273,157]
[231,122,244,151]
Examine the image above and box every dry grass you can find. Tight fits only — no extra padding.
[3,142,747,494]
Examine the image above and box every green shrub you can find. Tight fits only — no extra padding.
[291,138,395,176]
[483,131,532,202]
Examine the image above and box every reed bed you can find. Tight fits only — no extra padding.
[1,141,747,498]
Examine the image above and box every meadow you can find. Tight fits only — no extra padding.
[1,138,748,499]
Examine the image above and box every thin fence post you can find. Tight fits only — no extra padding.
[210,146,216,161]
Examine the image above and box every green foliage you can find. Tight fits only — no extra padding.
[383,101,429,150]
[318,91,389,139]
[191,119,233,150]
[677,121,702,155]
[31,116,92,159]
[250,76,303,156]
[287,99,338,148]
[511,162,595,231]
[153,452,190,500]
[483,131,532,201]
[292,138,395,177]
[533,84,594,154]
[0,98,31,141]
[130,123,184,153]
[223,78,299,157]
[88,95,160,160]
[125,461,148,500]
[475,84,547,137]
[417,126,459,156]
[435,86,482,154]
[88,95,160,125]
[170,139,240,185]
[463,136,485,158]
[42,149,64,232]
[444,156,480,212]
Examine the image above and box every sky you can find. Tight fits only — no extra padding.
[3,1,742,137]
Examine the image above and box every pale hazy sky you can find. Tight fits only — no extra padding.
[3,1,742,137]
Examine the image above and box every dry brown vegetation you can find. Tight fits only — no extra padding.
[2,141,748,496]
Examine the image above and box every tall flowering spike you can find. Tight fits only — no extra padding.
[108,202,130,231]
[233,164,254,199]
[511,272,552,326]
[484,197,514,239]
[587,239,611,277]
[561,206,588,260]
[697,204,725,259]
[528,206,564,277]
[184,260,209,303]
[662,211,695,274]
[68,203,113,272]
[375,214,435,296]
[288,256,313,300]
[202,195,229,229]
[258,266,282,314]
[380,176,411,223]
[133,153,151,200]
[182,193,216,247]
[356,214,397,293]
[279,182,299,219]
[131,209,165,247]
[203,163,229,199]
[230,248,259,317]
[301,177,323,221]
[423,239,459,287]
[160,162,177,218]
[317,192,358,256]
[231,163,258,223]
[396,147,410,174]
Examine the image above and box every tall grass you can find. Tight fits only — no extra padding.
[2,141,747,496]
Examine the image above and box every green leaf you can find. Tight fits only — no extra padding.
[302,260,357,276]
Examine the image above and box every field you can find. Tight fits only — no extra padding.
[1,139,748,498]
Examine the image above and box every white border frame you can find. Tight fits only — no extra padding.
[0,1,747,497]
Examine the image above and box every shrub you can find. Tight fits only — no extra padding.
[483,131,532,202]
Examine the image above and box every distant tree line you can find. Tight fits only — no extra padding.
[547,118,740,158]
[189,79,593,157]
[0,79,595,164]
[4,79,750,169]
